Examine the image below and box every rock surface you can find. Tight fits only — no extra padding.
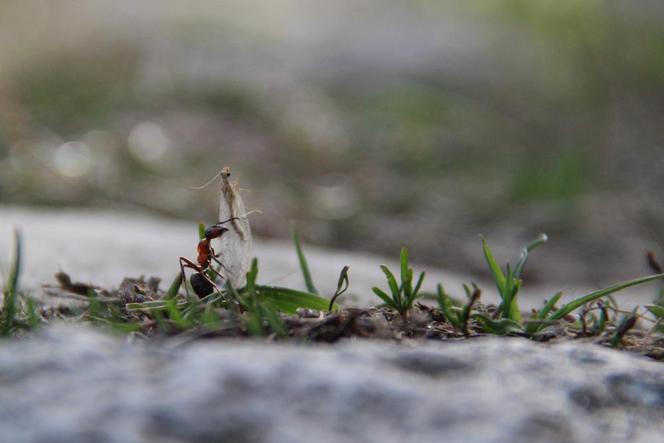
[0,326,663,443]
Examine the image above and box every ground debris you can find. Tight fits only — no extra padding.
[54,271,99,296]
[31,272,664,361]
[118,276,161,304]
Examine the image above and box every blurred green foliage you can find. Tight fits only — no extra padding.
[1,1,663,282]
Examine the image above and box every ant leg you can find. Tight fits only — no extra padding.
[207,261,227,281]
[179,257,202,298]
[180,257,223,297]
[209,245,233,272]
[203,274,223,296]
[178,257,191,298]
[210,255,231,273]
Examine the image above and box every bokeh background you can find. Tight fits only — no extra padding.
[1,0,663,284]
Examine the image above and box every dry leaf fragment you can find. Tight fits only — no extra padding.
[216,167,253,287]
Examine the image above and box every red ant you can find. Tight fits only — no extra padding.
[179,216,239,298]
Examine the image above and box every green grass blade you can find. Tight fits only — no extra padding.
[226,281,250,311]
[292,226,318,294]
[372,287,397,310]
[405,271,425,307]
[245,258,259,292]
[473,314,523,335]
[549,273,664,321]
[166,298,190,329]
[537,292,563,320]
[259,300,287,337]
[255,285,330,313]
[3,229,22,336]
[245,312,263,336]
[646,304,664,318]
[8,229,21,297]
[513,234,548,279]
[25,297,40,328]
[499,264,522,321]
[400,247,413,299]
[402,276,411,302]
[164,274,183,299]
[525,292,563,335]
[508,280,522,321]
[200,309,220,330]
[380,265,400,301]
[480,235,506,297]
[198,223,206,240]
[412,271,426,298]
[126,300,187,312]
[502,263,514,318]
[437,284,461,328]
[400,247,409,286]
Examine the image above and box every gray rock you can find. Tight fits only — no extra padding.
[0,326,663,443]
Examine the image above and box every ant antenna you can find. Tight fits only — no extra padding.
[216,210,261,225]
[217,216,240,225]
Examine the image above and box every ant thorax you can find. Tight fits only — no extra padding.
[196,239,211,266]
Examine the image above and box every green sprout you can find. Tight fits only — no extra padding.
[372,247,425,319]
[437,283,481,335]
[480,233,547,322]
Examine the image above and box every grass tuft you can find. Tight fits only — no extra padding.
[372,247,425,319]
[480,234,547,321]
[548,274,664,321]
[292,225,318,295]
[5,221,664,353]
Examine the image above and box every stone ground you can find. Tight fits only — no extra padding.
[2,326,664,443]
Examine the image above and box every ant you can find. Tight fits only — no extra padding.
[179,216,239,298]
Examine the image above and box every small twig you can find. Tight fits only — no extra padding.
[580,304,589,337]
[611,308,639,347]
[647,251,663,273]
[462,284,481,336]
[55,271,99,296]
[328,266,350,311]
[42,287,120,304]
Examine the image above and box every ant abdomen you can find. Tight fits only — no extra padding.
[190,273,214,298]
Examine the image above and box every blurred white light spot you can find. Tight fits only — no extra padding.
[311,176,360,219]
[283,89,349,152]
[53,141,93,178]
[127,122,171,164]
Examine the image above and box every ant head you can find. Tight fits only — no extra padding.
[204,224,229,240]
